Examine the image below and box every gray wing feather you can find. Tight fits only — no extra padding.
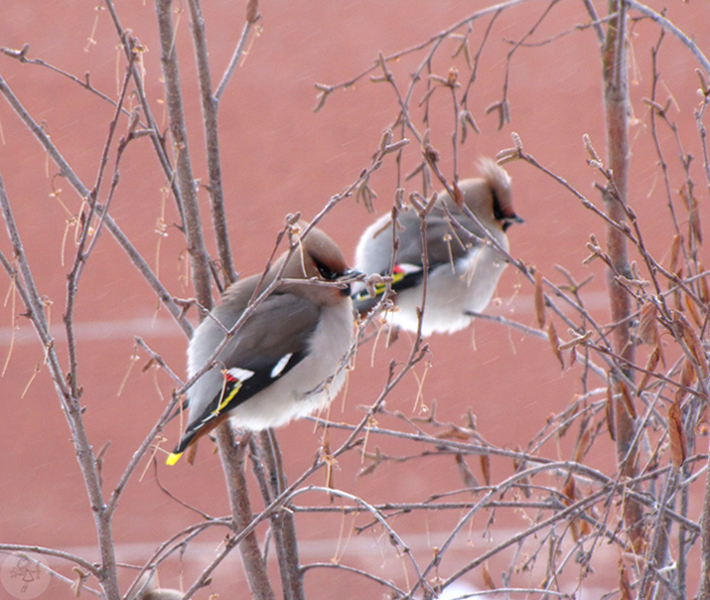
[357,204,486,275]
[186,281,320,426]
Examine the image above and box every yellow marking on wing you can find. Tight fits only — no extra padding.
[356,271,408,301]
[216,380,242,414]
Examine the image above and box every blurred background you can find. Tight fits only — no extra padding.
[1,1,709,598]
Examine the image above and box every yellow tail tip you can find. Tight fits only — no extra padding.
[166,452,183,466]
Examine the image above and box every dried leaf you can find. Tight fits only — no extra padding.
[637,302,658,345]
[673,272,683,311]
[680,182,691,211]
[561,475,576,504]
[561,476,581,541]
[697,67,710,97]
[689,194,703,246]
[699,263,710,304]
[578,513,592,537]
[619,558,632,600]
[534,269,546,329]
[574,427,592,464]
[637,346,660,395]
[437,426,474,441]
[676,357,696,405]
[246,0,259,24]
[605,383,616,441]
[669,234,683,274]
[547,321,564,369]
[480,453,491,486]
[482,563,496,590]
[561,475,590,541]
[685,292,703,328]
[668,402,687,470]
[467,408,477,430]
[619,381,637,419]
[455,453,479,489]
[674,310,709,377]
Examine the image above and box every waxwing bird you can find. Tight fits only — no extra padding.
[352,159,522,336]
[167,225,357,465]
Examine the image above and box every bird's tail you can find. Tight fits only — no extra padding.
[166,411,229,465]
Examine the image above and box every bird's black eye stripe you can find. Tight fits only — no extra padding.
[314,259,339,280]
[492,190,519,231]
[492,191,506,222]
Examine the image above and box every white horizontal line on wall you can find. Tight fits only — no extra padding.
[42,528,545,566]
[0,317,186,346]
[0,291,611,347]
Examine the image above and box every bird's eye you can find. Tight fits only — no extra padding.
[314,259,339,280]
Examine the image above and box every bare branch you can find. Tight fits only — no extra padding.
[186,0,237,285]
[154,0,213,311]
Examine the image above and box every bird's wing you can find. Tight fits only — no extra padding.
[168,293,321,462]
[424,204,488,265]
[354,207,485,310]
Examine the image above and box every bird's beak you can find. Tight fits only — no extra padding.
[340,268,364,279]
[338,268,364,296]
[503,214,524,231]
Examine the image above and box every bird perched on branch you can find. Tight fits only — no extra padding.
[167,224,358,465]
[352,159,522,336]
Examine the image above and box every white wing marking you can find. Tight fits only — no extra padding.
[270,353,293,379]
[227,367,255,381]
